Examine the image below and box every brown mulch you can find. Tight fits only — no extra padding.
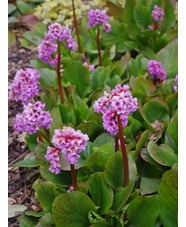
[8,27,42,227]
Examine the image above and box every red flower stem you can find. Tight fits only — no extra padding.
[57,42,64,104]
[44,128,50,140]
[115,136,119,153]
[97,26,102,66]
[154,21,158,30]
[64,87,69,98]
[37,131,43,142]
[72,0,82,53]
[117,114,129,187]
[153,75,157,85]
[39,131,53,146]
[70,164,78,191]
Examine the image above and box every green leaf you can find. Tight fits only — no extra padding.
[75,120,103,139]
[130,76,156,96]
[18,214,39,227]
[92,66,110,91]
[127,196,160,227]
[52,191,96,227]
[140,177,161,195]
[123,0,136,23]
[161,0,175,32]
[19,38,33,50]
[90,222,113,227]
[89,172,113,213]
[58,104,71,124]
[136,130,149,152]
[143,98,169,123]
[93,133,115,147]
[104,151,137,190]
[106,1,125,20]
[93,143,114,161]
[157,39,178,78]
[63,60,91,98]
[25,133,38,152]
[33,181,61,213]
[8,16,19,24]
[8,31,16,48]
[23,211,45,218]
[39,68,57,87]
[165,114,178,154]
[12,159,39,168]
[8,3,17,15]
[49,107,64,137]
[101,20,129,53]
[147,141,178,166]
[16,0,32,14]
[134,5,153,29]
[78,142,95,164]
[157,169,178,227]
[112,182,134,212]
[36,213,55,227]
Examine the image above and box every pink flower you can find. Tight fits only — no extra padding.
[51,127,89,165]
[148,60,167,81]
[87,9,111,33]
[83,62,95,72]
[174,74,178,92]
[93,84,138,136]
[8,68,40,105]
[38,23,77,67]
[14,101,53,134]
[152,5,164,22]
[45,147,61,174]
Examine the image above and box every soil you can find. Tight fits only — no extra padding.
[8,27,42,227]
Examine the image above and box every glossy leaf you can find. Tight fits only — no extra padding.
[92,66,110,91]
[52,191,96,227]
[157,169,178,227]
[18,214,39,227]
[93,133,115,147]
[140,177,161,195]
[89,172,113,213]
[143,98,169,123]
[12,159,39,168]
[127,196,160,227]
[136,130,149,152]
[33,181,61,213]
[63,60,91,98]
[147,141,178,166]
[112,182,134,212]
[134,5,152,29]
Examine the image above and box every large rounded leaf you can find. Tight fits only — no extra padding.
[127,196,160,227]
[89,172,113,213]
[52,191,96,227]
[104,151,137,190]
[157,169,178,227]
[134,5,153,29]
[143,98,169,123]
[147,141,178,166]
[62,60,91,98]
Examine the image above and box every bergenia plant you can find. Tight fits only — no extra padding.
[38,23,77,104]
[174,74,178,92]
[46,127,89,190]
[148,60,167,85]
[149,5,164,30]
[88,9,111,66]
[94,84,138,186]
[8,68,40,105]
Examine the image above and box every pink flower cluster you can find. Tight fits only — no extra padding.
[148,60,167,81]
[46,127,89,171]
[83,62,95,72]
[87,9,111,33]
[149,5,164,30]
[94,84,138,136]
[14,101,53,134]
[38,23,77,67]
[45,147,61,174]
[152,5,164,22]
[8,68,40,105]
[174,74,178,92]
